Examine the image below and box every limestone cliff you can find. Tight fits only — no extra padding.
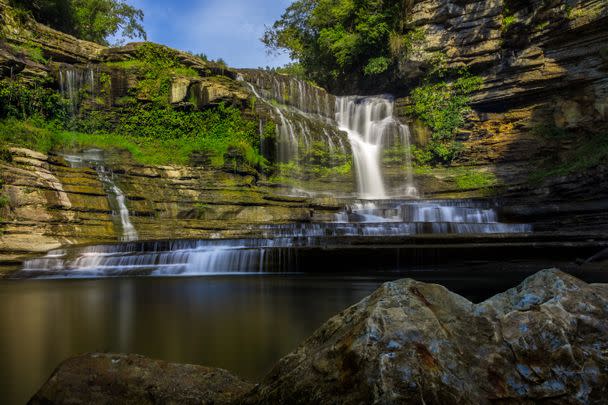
[391,0,608,201]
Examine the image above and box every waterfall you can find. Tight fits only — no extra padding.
[18,198,533,278]
[58,65,97,114]
[62,150,138,242]
[336,96,417,199]
[96,165,138,242]
[237,72,349,187]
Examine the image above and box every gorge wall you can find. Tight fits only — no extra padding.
[382,0,608,202]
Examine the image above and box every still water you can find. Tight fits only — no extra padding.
[1,268,606,404]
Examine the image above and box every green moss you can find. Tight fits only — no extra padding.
[502,15,517,31]
[530,132,608,182]
[536,21,550,30]
[453,169,498,190]
[566,6,602,20]
[10,42,47,64]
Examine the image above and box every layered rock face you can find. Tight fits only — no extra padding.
[31,269,608,404]
[243,268,608,404]
[391,0,608,201]
[0,147,341,266]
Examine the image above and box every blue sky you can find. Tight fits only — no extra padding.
[117,0,293,68]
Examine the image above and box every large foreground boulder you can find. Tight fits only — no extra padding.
[28,353,253,405]
[243,269,608,404]
[31,269,608,404]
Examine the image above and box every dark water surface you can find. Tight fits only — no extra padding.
[1,267,606,404]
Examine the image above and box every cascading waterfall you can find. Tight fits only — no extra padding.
[62,150,138,242]
[18,197,533,278]
[96,165,138,242]
[58,65,97,114]
[336,96,417,199]
[238,72,348,186]
[17,72,536,278]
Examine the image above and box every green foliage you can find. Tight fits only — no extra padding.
[502,15,517,31]
[453,169,498,190]
[263,0,407,86]
[0,108,267,169]
[106,43,198,104]
[9,0,146,45]
[0,118,56,152]
[0,79,69,121]
[530,132,608,182]
[0,145,12,163]
[407,72,483,164]
[274,62,308,81]
[9,0,75,34]
[69,103,265,168]
[10,43,47,64]
[410,145,433,166]
[363,56,390,76]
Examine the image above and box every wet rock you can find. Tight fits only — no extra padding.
[243,269,608,404]
[29,353,253,405]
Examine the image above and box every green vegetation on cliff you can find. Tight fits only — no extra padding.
[0,104,265,168]
[8,0,146,44]
[407,71,483,164]
[530,132,608,182]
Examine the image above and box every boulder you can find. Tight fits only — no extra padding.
[243,269,608,404]
[28,353,253,405]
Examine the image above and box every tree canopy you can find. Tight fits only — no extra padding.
[9,0,146,45]
[262,0,408,87]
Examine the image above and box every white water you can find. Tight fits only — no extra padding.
[62,150,138,242]
[59,66,97,113]
[336,96,417,199]
[238,73,348,184]
[97,166,138,242]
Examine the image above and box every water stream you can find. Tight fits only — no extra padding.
[62,149,138,242]
[336,96,417,199]
[16,73,537,278]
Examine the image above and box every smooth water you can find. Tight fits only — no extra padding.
[3,268,605,405]
[336,96,416,199]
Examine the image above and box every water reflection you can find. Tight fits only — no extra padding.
[1,268,606,404]
[0,275,383,404]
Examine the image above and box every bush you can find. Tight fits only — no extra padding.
[407,71,482,164]
[0,79,69,121]
[364,57,390,76]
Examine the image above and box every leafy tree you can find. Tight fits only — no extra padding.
[72,0,146,45]
[9,0,76,34]
[262,0,408,87]
[9,0,146,45]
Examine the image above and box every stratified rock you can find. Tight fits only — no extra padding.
[28,353,253,405]
[243,269,608,404]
